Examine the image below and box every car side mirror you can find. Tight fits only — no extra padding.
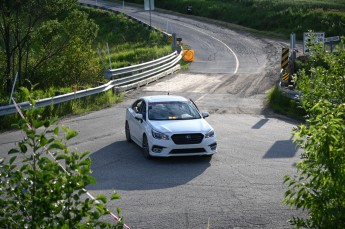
[202,112,209,118]
[135,113,143,121]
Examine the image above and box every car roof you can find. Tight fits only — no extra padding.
[142,95,189,103]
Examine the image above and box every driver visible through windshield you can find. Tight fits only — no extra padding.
[148,101,201,120]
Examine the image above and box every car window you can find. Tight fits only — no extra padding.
[132,100,143,113]
[132,100,147,120]
[148,101,201,120]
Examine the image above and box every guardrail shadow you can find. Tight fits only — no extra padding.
[87,141,211,191]
[263,137,298,159]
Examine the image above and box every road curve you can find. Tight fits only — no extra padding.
[0,1,304,228]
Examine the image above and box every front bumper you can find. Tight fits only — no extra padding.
[148,136,217,157]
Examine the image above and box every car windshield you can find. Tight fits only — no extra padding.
[148,101,201,120]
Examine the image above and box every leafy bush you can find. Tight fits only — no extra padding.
[0,89,124,228]
[283,36,345,228]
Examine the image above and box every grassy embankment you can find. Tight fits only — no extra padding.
[0,6,171,131]
[84,7,171,69]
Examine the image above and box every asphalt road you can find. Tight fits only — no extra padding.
[0,1,304,228]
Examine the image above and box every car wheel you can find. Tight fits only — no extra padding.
[142,135,151,159]
[125,121,132,143]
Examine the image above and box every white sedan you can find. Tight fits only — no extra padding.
[125,95,217,158]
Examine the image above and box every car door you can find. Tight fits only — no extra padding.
[128,99,146,143]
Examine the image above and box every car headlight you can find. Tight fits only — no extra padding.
[205,129,215,138]
[152,129,169,140]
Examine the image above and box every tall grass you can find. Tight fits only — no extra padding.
[81,7,171,68]
[267,86,305,121]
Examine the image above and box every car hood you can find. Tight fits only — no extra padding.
[149,119,212,134]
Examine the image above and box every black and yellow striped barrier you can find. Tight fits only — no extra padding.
[281,48,289,69]
[282,72,289,81]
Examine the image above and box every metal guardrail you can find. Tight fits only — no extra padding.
[0,51,181,116]
[104,52,177,79]
[0,3,182,117]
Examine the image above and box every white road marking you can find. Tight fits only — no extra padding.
[164,19,240,103]
[169,20,240,74]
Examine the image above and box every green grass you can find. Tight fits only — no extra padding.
[108,45,172,69]
[81,7,171,67]
[267,86,306,121]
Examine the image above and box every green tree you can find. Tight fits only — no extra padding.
[32,9,101,88]
[0,0,76,90]
[283,38,345,228]
[0,0,100,94]
[0,88,124,228]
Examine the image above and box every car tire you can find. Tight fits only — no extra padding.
[125,121,132,143]
[142,135,151,159]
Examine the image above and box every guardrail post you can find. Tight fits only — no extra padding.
[172,33,177,51]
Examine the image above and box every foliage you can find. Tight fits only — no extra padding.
[118,0,345,39]
[0,4,171,102]
[0,88,124,228]
[30,9,101,89]
[0,4,171,131]
[294,41,345,112]
[0,0,92,91]
[283,37,345,228]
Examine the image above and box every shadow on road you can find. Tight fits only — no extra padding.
[87,141,211,191]
[251,118,269,129]
[263,137,298,159]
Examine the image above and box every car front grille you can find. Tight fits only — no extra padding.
[171,133,204,145]
[170,148,206,154]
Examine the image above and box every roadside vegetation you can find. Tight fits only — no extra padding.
[282,39,345,227]
[0,1,171,130]
[267,87,305,121]
[120,0,345,39]
[83,7,171,70]
[0,92,125,228]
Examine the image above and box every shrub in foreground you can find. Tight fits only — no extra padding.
[283,37,345,228]
[0,92,124,228]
